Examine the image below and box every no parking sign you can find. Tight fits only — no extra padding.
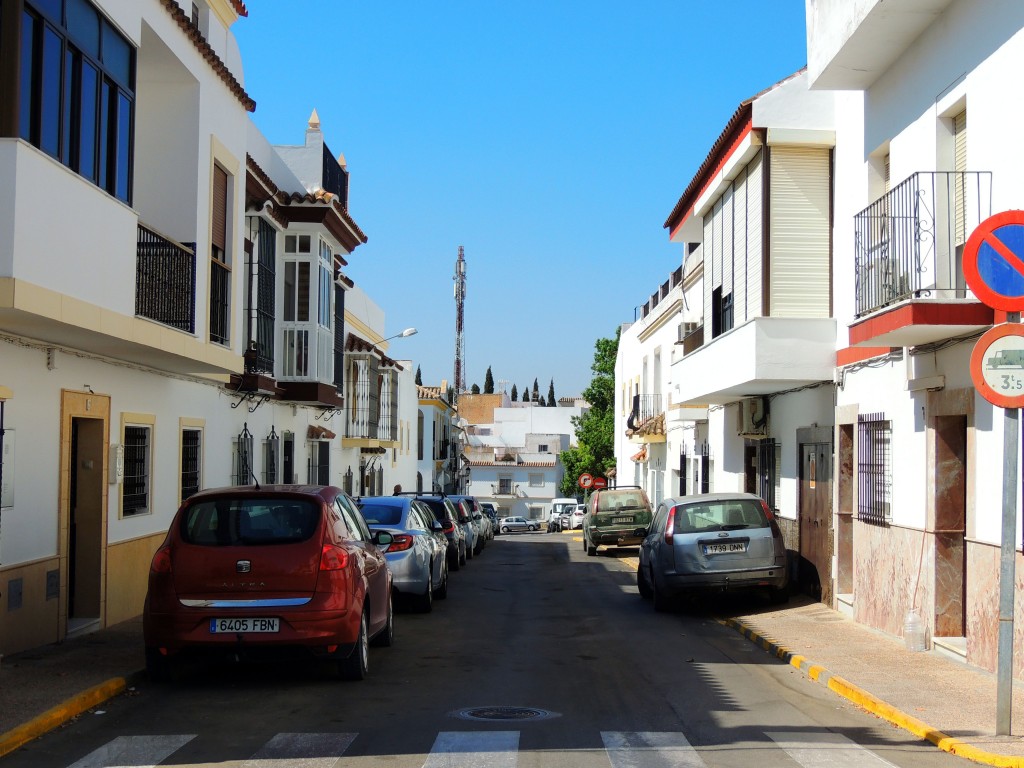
[963,210,1024,311]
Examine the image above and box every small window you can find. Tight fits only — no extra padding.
[123,425,151,516]
[528,473,543,487]
[190,2,200,27]
[181,428,202,502]
[538,444,549,453]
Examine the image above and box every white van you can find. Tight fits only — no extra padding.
[548,498,579,532]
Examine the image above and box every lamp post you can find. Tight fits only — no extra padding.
[380,327,417,345]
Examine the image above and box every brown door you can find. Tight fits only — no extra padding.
[799,442,833,604]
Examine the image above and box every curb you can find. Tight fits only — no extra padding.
[0,671,144,758]
[720,618,1024,768]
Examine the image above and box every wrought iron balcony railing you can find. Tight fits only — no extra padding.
[627,393,663,431]
[136,224,195,333]
[853,171,992,318]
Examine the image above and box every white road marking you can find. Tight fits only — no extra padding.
[67,734,195,768]
[422,731,519,768]
[241,732,358,767]
[601,731,708,768]
[765,731,902,767]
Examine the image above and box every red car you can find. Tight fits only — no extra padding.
[143,485,394,681]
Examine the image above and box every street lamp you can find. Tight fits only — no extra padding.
[380,327,417,344]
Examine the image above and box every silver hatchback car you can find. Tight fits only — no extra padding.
[636,492,789,610]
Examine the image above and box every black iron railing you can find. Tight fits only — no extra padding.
[853,171,992,317]
[136,224,195,333]
[627,394,663,431]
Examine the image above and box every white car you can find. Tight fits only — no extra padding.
[569,505,586,529]
[499,516,539,533]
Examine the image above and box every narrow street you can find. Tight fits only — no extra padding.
[3,533,963,768]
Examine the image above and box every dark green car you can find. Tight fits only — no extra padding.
[582,486,653,556]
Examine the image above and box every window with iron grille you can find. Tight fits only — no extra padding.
[123,425,150,516]
[343,466,354,495]
[333,283,345,390]
[262,430,279,484]
[180,428,201,502]
[679,449,687,496]
[233,425,253,485]
[246,218,276,373]
[699,445,712,494]
[417,412,424,460]
[858,413,892,523]
[754,439,780,511]
[308,441,329,485]
[498,477,513,495]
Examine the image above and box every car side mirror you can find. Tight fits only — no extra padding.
[633,527,649,538]
[373,530,394,547]
[431,520,444,532]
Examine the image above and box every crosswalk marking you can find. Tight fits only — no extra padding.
[58,729,918,767]
[602,732,708,768]
[766,731,901,767]
[422,731,519,768]
[241,732,358,767]
[67,734,195,768]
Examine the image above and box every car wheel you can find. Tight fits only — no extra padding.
[529,524,538,531]
[416,573,434,613]
[145,647,178,683]
[652,573,671,613]
[637,563,653,599]
[501,526,509,533]
[466,541,474,560]
[371,592,395,647]
[435,561,449,600]
[768,584,790,606]
[586,536,597,557]
[459,542,467,565]
[339,608,369,680]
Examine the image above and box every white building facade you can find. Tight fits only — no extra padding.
[809,0,1024,673]
[0,0,417,655]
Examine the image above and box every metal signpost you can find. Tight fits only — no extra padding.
[963,210,1024,735]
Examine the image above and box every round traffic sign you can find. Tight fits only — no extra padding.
[963,210,1024,310]
[592,477,607,490]
[578,473,593,489]
[971,323,1024,408]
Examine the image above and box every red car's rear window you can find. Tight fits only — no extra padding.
[181,498,319,546]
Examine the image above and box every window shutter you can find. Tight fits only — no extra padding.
[953,110,967,245]
[212,165,228,259]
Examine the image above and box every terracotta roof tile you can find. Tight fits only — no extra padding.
[230,0,248,17]
[160,0,255,112]
[345,333,403,370]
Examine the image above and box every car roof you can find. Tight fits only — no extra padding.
[185,484,339,502]
[357,495,410,507]
[665,492,763,505]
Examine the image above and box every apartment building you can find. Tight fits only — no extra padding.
[809,0,1023,673]
[0,0,416,655]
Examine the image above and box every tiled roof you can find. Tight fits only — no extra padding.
[465,459,556,467]
[626,412,665,439]
[160,0,255,112]
[230,0,248,16]
[418,385,444,400]
[346,333,403,370]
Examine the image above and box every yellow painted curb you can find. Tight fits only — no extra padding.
[720,618,1024,767]
[0,677,127,758]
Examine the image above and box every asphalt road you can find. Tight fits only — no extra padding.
[4,532,964,767]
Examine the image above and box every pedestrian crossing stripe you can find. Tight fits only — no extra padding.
[63,730,909,767]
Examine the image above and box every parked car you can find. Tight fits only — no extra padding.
[549,497,578,533]
[143,485,394,682]
[450,494,490,552]
[636,492,789,610]
[484,509,499,536]
[569,504,586,529]
[452,499,477,560]
[499,516,539,533]
[411,494,467,570]
[357,495,448,612]
[582,485,653,556]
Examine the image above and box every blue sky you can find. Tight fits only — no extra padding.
[234,2,808,398]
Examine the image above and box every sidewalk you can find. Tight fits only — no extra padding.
[4,602,1024,765]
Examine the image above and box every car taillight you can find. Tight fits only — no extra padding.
[760,499,783,538]
[388,534,414,552]
[442,520,455,533]
[320,544,350,571]
[664,506,677,545]
[150,545,172,574]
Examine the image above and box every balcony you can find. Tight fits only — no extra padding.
[136,224,195,333]
[626,394,665,443]
[850,171,995,347]
[671,317,837,405]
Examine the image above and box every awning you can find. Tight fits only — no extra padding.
[630,446,648,463]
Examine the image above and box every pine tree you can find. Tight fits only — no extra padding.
[532,378,539,403]
[415,366,422,385]
[547,379,556,407]
[471,383,481,394]
[511,384,518,401]
[484,366,494,394]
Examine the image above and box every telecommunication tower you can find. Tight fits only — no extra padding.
[453,246,466,403]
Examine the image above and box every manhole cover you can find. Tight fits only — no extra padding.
[453,706,558,722]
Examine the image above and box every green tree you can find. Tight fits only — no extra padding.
[484,366,494,394]
[471,383,481,394]
[522,383,529,402]
[415,366,422,385]
[511,384,518,401]
[446,385,454,403]
[559,330,619,497]
[547,379,556,407]
[532,378,539,403]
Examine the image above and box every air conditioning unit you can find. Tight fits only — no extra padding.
[736,397,769,438]
[677,322,698,342]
